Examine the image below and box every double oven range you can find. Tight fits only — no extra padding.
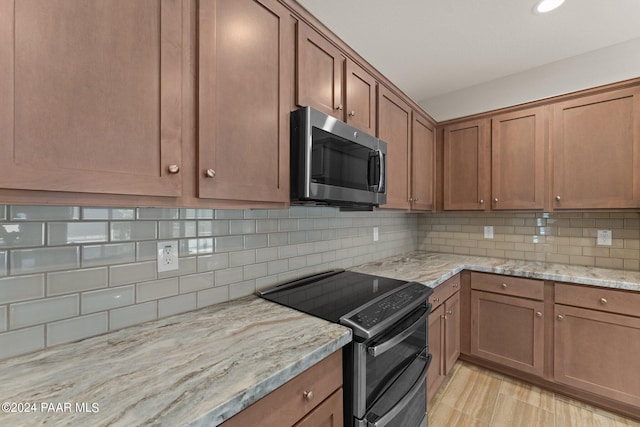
[260,270,433,427]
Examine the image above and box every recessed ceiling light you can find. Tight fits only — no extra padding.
[534,0,565,14]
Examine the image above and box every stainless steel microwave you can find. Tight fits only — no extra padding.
[290,106,387,210]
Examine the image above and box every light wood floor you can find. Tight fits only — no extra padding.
[428,361,640,427]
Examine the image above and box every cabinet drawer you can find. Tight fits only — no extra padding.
[471,272,543,301]
[555,283,640,317]
[221,350,342,427]
[430,274,460,310]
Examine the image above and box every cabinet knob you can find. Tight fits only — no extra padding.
[446,309,453,316]
[493,198,499,203]
[414,197,419,202]
[557,314,564,320]
[409,197,413,202]
[349,110,356,117]
[168,164,180,174]
[303,390,314,402]
[536,311,543,318]
[205,169,216,178]
[336,104,343,111]
[453,283,459,289]
[600,298,608,305]
[501,283,507,289]
[433,297,440,303]
[479,199,484,204]
[555,195,561,202]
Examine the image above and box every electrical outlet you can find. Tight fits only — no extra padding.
[373,227,379,242]
[484,226,494,239]
[157,241,179,272]
[597,230,612,246]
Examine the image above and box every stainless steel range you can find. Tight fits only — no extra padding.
[259,270,433,427]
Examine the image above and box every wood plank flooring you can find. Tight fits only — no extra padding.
[428,361,640,426]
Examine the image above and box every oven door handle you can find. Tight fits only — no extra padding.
[367,353,431,427]
[367,306,429,358]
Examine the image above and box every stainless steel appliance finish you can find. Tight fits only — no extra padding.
[290,106,387,210]
[260,270,432,427]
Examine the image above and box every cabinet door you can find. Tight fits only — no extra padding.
[345,59,377,135]
[491,107,546,210]
[555,304,640,407]
[552,87,640,209]
[296,21,344,119]
[198,0,291,203]
[471,290,544,376]
[0,0,182,197]
[378,86,411,209]
[411,111,436,211]
[294,388,344,427]
[443,120,490,210]
[427,304,445,403]
[444,292,460,374]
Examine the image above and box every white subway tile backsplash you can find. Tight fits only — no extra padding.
[0,275,45,304]
[10,206,79,221]
[109,301,157,331]
[215,210,243,220]
[243,263,268,280]
[229,220,256,235]
[10,246,80,275]
[136,241,158,261]
[243,210,268,219]
[81,285,135,314]
[179,272,214,293]
[136,208,179,220]
[159,221,197,239]
[229,250,256,267]
[0,251,6,276]
[214,236,243,252]
[197,253,229,272]
[0,205,5,220]
[179,238,213,255]
[47,312,108,346]
[267,209,290,218]
[110,221,157,241]
[256,219,278,233]
[268,259,288,275]
[48,222,108,245]
[158,293,197,318]
[268,232,288,247]
[136,278,179,303]
[0,306,6,331]
[82,243,135,267]
[214,267,244,286]
[180,208,214,219]
[10,295,79,329]
[197,286,228,308]
[0,326,45,359]
[255,247,278,263]
[47,268,108,296]
[0,223,45,248]
[243,234,268,250]
[158,257,197,279]
[110,261,157,286]
[229,280,256,299]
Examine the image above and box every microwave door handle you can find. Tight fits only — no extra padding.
[377,148,385,193]
[366,307,429,358]
[368,353,431,427]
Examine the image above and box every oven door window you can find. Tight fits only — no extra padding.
[311,127,378,191]
[364,306,428,409]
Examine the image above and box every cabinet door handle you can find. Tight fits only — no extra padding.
[205,169,216,178]
[493,198,499,203]
[479,199,484,204]
[409,197,413,202]
[536,311,543,318]
[414,197,419,202]
[557,314,564,320]
[501,283,507,289]
[303,390,314,402]
[348,110,356,117]
[336,104,343,111]
[600,298,608,305]
[453,283,459,289]
[168,164,180,174]
[446,310,453,316]
[555,195,561,202]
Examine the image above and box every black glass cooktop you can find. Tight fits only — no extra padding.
[259,270,432,338]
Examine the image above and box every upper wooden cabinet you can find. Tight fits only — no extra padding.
[378,85,412,209]
[411,112,436,211]
[198,0,291,203]
[491,107,546,210]
[551,87,640,209]
[443,120,490,210]
[296,21,377,135]
[0,0,183,197]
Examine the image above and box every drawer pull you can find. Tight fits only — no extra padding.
[501,283,507,289]
[600,298,608,305]
[557,314,564,320]
[433,297,440,303]
[168,164,180,174]
[453,283,459,289]
[303,390,314,402]
[536,311,543,318]
[205,168,216,178]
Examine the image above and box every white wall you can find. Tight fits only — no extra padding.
[421,37,640,122]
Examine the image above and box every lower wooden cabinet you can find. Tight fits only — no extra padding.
[469,273,545,377]
[427,275,460,402]
[221,350,343,427]
[554,283,640,408]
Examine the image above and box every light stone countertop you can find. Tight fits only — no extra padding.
[352,251,640,292]
[0,296,351,427]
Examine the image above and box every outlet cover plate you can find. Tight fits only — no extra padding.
[597,230,612,246]
[157,240,179,272]
[484,226,494,239]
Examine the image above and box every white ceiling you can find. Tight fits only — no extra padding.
[297,0,640,120]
